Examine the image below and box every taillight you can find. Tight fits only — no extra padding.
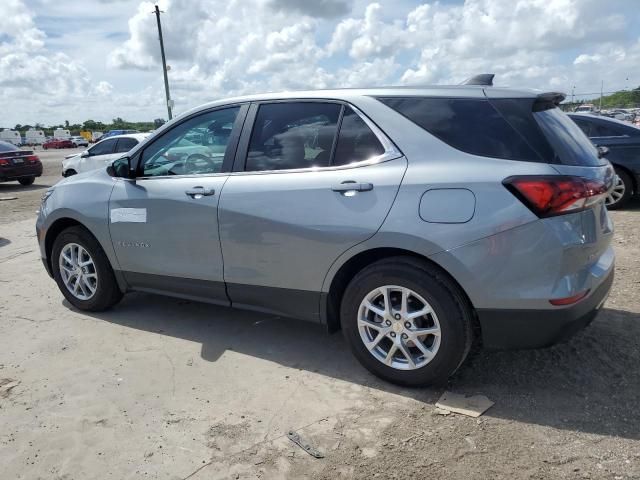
[25,155,40,164]
[503,175,608,217]
[0,158,8,166]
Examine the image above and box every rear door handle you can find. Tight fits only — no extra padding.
[185,186,215,199]
[331,181,374,193]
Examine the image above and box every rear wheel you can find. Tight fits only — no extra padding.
[18,177,35,186]
[340,257,473,387]
[52,226,123,311]
[606,168,633,210]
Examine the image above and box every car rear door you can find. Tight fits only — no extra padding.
[217,101,407,321]
[108,105,247,304]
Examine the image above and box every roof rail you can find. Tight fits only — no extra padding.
[461,74,495,86]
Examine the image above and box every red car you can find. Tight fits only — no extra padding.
[43,138,74,149]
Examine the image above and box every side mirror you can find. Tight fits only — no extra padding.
[81,150,89,158]
[107,156,132,178]
[596,145,609,159]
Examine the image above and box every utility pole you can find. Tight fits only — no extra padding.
[153,5,172,120]
[571,85,575,104]
[599,80,603,113]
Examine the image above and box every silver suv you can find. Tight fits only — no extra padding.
[37,81,615,386]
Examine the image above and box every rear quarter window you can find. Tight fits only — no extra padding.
[377,97,541,162]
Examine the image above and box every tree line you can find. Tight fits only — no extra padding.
[10,118,166,136]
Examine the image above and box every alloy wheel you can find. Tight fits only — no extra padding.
[606,174,625,207]
[358,285,441,370]
[58,243,98,300]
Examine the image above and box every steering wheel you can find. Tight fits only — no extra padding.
[185,153,216,173]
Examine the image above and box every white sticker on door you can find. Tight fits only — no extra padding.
[110,208,147,223]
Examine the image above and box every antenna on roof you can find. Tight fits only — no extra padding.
[461,74,495,86]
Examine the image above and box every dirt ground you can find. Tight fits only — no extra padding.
[1,150,639,480]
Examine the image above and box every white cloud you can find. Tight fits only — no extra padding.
[2,0,640,125]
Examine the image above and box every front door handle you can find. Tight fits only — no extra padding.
[185,186,215,199]
[331,181,374,193]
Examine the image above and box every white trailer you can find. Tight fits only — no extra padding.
[53,129,71,140]
[0,129,22,146]
[25,129,45,145]
[91,131,103,142]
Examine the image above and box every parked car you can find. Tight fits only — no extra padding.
[70,136,89,147]
[574,104,596,113]
[37,81,615,386]
[62,133,149,177]
[0,140,42,185]
[569,113,640,209]
[43,138,74,149]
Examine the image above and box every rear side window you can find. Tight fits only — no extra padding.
[333,107,384,165]
[378,97,541,162]
[379,96,602,166]
[89,138,117,156]
[115,138,138,153]
[246,102,341,171]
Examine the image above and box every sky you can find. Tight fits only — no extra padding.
[1,0,639,127]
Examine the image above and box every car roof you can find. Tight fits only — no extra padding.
[177,85,551,119]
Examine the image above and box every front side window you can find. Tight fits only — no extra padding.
[89,138,117,156]
[115,137,139,153]
[246,102,341,172]
[140,106,240,177]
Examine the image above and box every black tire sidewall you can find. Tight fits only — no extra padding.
[18,177,35,186]
[341,260,471,387]
[51,227,121,311]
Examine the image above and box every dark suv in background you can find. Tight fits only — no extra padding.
[569,113,640,209]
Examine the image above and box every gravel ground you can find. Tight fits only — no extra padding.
[0,150,639,479]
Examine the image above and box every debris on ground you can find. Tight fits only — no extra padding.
[435,391,494,418]
[0,379,20,398]
[0,197,18,202]
[287,430,325,458]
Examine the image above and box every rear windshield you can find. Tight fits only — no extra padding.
[377,96,602,166]
[0,141,17,152]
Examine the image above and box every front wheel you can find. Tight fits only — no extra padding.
[52,226,123,311]
[341,257,473,387]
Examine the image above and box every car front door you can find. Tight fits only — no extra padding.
[218,101,407,321]
[80,138,118,173]
[108,105,247,304]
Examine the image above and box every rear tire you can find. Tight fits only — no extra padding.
[18,177,35,186]
[52,226,123,311]
[606,168,633,210]
[340,257,473,387]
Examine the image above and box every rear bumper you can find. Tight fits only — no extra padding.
[0,162,43,181]
[477,268,614,349]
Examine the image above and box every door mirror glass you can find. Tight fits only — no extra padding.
[107,156,131,178]
[81,150,90,158]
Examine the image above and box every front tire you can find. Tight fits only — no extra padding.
[64,169,77,177]
[606,168,633,210]
[18,177,35,186]
[52,226,123,311]
[341,257,473,387]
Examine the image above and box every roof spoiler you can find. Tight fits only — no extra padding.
[536,92,566,105]
[461,73,495,86]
